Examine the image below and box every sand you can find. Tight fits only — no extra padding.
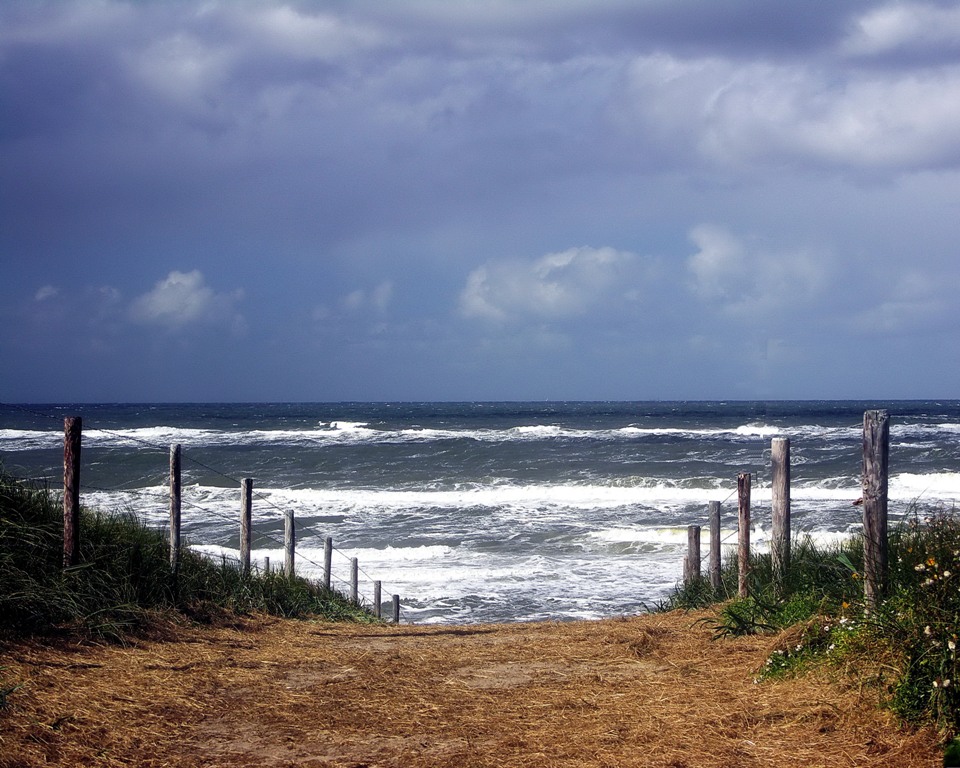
[0,610,942,767]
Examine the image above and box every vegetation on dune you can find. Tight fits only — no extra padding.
[0,469,374,642]
[663,506,960,740]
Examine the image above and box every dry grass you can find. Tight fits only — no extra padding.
[0,610,942,767]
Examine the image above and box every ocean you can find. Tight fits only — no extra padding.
[2,401,959,624]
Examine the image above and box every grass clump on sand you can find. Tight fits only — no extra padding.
[663,506,960,739]
[0,469,374,641]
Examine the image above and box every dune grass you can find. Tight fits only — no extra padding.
[0,469,374,641]
[663,507,960,740]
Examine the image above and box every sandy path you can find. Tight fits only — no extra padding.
[0,611,941,767]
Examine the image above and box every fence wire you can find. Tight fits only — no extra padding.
[0,401,400,610]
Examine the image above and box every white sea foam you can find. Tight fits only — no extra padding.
[890,472,960,500]
[5,420,933,451]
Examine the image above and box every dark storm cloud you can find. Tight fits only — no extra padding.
[2,1,960,401]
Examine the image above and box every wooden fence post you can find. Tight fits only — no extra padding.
[737,472,751,598]
[684,525,701,585]
[708,501,721,591]
[374,581,382,619]
[240,478,253,576]
[350,557,359,604]
[263,557,270,574]
[862,410,890,608]
[323,537,333,591]
[63,417,82,567]
[284,509,295,578]
[392,594,400,624]
[771,437,791,594]
[169,444,182,573]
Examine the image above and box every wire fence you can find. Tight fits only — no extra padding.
[0,402,402,618]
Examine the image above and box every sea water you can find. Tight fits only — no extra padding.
[2,401,959,624]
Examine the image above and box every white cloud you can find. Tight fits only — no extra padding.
[849,270,952,334]
[687,225,828,317]
[342,281,393,314]
[842,3,960,57]
[612,45,960,176]
[34,285,58,301]
[240,6,384,60]
[129,270,244,331]
[460,246,634,323]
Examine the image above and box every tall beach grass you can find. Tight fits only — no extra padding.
[0,469,374,641]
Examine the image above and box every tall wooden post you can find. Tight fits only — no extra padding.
[169,444,182,573]
[240,478,253,576]
[374,581,382,619]
[737,472,751,599]
[708,501,722,591]
[323,536,333,591]
[284,510,295,578]
[350,557,359,604]
[684,525,701,585]
[771,437,791,594]
[63,417,82,567]
[862,410,890,608]
[392,594,401,624]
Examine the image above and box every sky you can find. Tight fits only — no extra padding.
[2,1,960,402]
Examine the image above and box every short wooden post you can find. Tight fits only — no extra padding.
[63,417,82,567]
[169,444,182,573]
[862,410,890,608]
[284,509,295,578]
[708,501,721,591]
[737,472,751,598]
[323,536,333,591]
[684,525,701,585]
[374,581,382,619]
[392,594,401,624]
[240,478,253,576]
[263,557,270,574]
[771,437,791,594]
[350,557,359,603]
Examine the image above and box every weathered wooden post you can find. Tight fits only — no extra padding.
[708,501,722,591]
[862,410,890,608]
[323,536,333,591]
[684,525,701,585]
[263,557,271,574]
[169,444,182,573]
[771,437,791,594]
[392,594,401,624]
[350,557,359,604]
[284,509,295,578]
[240,478,253,576]
[737,472,751,598]
[63,417,82,567]
[374,580,382,619]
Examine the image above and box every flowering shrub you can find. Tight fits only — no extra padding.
[880,509,960,732]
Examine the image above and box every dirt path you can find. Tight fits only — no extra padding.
[0,611,942,767]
